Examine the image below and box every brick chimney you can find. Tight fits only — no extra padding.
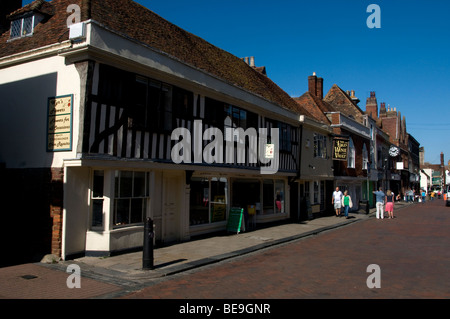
[366,91,378,119]
[308,72,323,99]
[350,90,360,105]
[379,102,387,117]
[316,76,323,99]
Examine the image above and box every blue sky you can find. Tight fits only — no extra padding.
[23,0,450,163]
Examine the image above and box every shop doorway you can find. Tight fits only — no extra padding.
[231,179,261,210]
[162,172,182,243]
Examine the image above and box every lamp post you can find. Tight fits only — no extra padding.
[384,158,388,191]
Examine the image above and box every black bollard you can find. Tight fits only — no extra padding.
[143,217,154,270]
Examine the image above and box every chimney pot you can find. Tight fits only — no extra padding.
[250,56,255,67]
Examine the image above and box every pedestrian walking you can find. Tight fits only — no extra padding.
[385,190,395,219]
[332,187,343,217]
[343,190,353,219]
[373,187,385,219]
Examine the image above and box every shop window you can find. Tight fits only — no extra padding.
[91,170,104,228]
[190,177,228,225]
[263,180,274,214]
[190,177,209,225]
[232,179,284,216]
[231,179,260,217]
[113,171,149,227]
[210,178,227,223]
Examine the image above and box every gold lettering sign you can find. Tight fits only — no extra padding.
[332,138,349,161]
[47,95,73,151]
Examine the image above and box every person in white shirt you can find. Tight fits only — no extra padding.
[332,187,343,217]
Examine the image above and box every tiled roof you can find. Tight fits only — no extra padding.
[293,92,332,124]
[0,0,77,58]
[323,84,366,123]
[0,0,300,113]
[7,0,54,19]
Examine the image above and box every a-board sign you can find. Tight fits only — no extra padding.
[226,207,243,234]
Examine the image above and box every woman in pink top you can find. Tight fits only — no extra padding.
[385,190,395,219]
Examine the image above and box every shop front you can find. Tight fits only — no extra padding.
[62,162,189,258]
[188,172,289,237]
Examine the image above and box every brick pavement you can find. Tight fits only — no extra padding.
[1,199,444,300]
[123,199,450,299]
[0,263,121,299]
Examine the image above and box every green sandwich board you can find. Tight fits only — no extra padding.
[226,207,243,234]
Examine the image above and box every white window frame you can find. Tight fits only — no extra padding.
[90,170,105,230]
[362,143,369,170]
[347,137,355,168]
[113,170,150,228]
[10,15,35,39]
[314,133,327,159]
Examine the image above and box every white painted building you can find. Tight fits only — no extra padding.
[0,0,306,261]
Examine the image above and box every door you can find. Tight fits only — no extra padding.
[162,172,181,243]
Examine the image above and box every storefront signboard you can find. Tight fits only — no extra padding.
[332,137,349,161]
[226,207,243,234]
[47,94,73,151]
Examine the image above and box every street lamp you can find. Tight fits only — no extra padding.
[384,158,388,191]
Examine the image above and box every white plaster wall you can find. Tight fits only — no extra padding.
[0,55,80,169]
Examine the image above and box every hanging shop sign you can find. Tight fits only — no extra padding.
[332,137,349,161]
[47,94,73,152]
